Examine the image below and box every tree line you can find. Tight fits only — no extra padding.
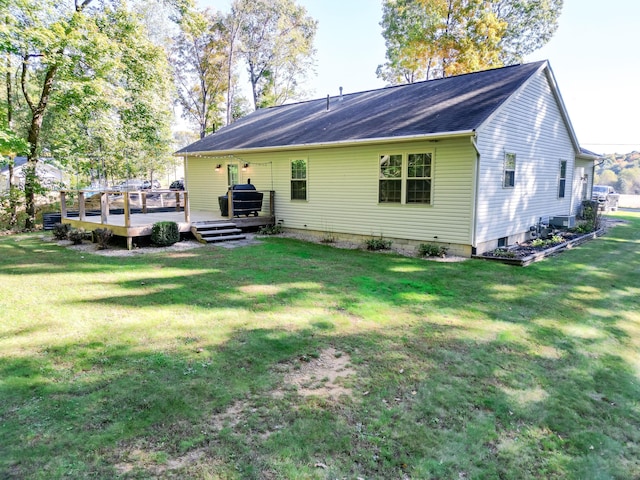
[0,0,317,229]
[2,0,563,230]
[595,151,640,195]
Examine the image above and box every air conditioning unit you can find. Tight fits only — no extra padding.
[549,215,576,228]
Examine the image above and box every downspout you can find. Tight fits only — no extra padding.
[470,133,480,254]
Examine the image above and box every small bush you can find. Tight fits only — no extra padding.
[580,200,597,222]
[531,238,547,248]
[258,224,283,235]
[365,236,392,251]
[574,222,593,234]
[68,228,86,245]
[52,223,71,240]
[151,221,180,246]
[417,243,447,257]
[93,228,113,250]
[580,200,602,231]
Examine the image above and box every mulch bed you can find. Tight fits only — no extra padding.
[475,229,605,266]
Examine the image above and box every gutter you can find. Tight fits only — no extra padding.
[175,130,477,157]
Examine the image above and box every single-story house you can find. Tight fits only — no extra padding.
[176,60,598,256]
[0,156,68,193]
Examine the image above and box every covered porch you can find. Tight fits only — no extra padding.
[59,189,275,249]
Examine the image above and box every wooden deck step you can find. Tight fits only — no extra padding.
[191,222,246,244]
[192,221,237,228]
[198,228,242,237]
[202,234,247,243]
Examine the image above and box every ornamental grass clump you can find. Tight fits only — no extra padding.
[52,223,71,240]
[67,228,86,245]
[417,242,447,257]
[93,228,113,250]
[364,236,392,251]
[151,221,179,246]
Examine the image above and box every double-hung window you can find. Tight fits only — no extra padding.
[379,154,402,203]
[503,153,516,188]
[407,153,432,203]
[558,160,567,198]
[291,159,307,200]
[379,152,432,204]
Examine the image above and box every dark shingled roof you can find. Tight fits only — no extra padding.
[0,156,28,174]
[177,61,547,154]
[579,147,601,157]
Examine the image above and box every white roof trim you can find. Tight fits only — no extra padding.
[178,130,476,157]
[476,61,581,154]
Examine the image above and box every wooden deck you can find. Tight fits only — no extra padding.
[60,189,275,249]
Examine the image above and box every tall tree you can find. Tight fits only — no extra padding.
[1,0,182,228]
[173,8,230,139]
[234,0,317,110]
[378,0,562,84]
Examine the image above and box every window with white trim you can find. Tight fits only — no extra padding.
[379,154,402,203]
[407,153,432,203]
[558,160,567,198]
[503,152,516,188]
[291,159,307,200]
[379,152,432,204]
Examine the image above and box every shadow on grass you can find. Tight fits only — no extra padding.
[1,322,638,479]
[0,215,638,478]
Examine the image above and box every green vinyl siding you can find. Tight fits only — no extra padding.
[186,138,476,245]
[186,156,275,212]
[185,157,220,212]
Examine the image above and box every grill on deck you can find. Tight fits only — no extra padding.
[218,183,264,217]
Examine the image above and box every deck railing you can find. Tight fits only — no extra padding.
[59,189,191,226]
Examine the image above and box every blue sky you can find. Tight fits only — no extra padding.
[199,0,640,155]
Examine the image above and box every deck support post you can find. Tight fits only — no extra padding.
[124,192,133,250]
[228,189,234,219]
[269,191,275,217]
[60,191,67,218]
[78,192,85,221]
[184,191,190,223]
[100,192,108,224]
[142,192,147,214]
[123,192,131,228]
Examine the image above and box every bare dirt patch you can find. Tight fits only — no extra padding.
[114,448,210,476]
[277,347,356,400]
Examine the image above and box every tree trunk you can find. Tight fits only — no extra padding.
[249,63,259,111]
[6,55,12,126]
[24,62,58,229]
[226,23,236,125]
[8,161,17,226]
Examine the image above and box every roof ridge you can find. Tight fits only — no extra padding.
[260,60,548,110]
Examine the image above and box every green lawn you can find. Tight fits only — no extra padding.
[1,213,639,479]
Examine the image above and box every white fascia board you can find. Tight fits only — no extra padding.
[176,130,476,157]
[476,61,581,154]
[544,63,581,153]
